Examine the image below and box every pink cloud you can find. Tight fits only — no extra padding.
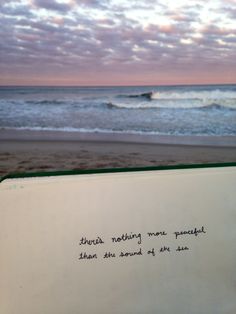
[51,16,65,26]
[17,33,41,41]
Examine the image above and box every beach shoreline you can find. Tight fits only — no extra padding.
[0,129,236,178]
[1,129,236,147]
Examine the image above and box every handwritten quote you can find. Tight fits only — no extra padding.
[78,226,206,261]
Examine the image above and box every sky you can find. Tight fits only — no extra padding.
[0,0,236,86]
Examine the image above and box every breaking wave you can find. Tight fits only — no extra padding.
[116,89,236,109]
[120,92,153,100]
[120,88,236,100]
[107,100,236,110]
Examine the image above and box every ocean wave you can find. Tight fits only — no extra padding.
[1,126,160,135]
[2,126,236,137]
[151,89,236,101]
[0,99,68,106]
[25,100,66,105]
[107,99,236,110]
[118,89,236,103]
[118,92,153,100]
[1,97,236,112]
[0,99,107,110]
[200,103,235,110]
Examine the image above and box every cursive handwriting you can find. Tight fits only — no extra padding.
[79,236,104,246]
[78,226,206,261]
[112,232,142,245]
[174,226,206,240]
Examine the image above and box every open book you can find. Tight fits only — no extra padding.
[0,164,236,314]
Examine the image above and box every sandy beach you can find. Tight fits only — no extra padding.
[0,129,236,178]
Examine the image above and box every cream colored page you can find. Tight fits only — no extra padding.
[0,167,236,314]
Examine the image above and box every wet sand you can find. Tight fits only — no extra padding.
[0,129,236,178]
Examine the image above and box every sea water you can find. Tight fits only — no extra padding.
[0,84,236,136]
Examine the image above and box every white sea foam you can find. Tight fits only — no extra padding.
[4,126,235,137]
[1,126,163,135]
[108,99,236,110]
[151,89,236,100]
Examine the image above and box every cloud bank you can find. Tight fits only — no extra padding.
[0,0,235,85]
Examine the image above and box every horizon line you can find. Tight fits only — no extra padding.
[0,82,236,88]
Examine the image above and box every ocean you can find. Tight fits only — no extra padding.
[0,84,236,137]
